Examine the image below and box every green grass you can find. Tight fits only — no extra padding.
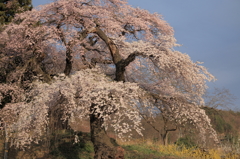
[122,144,167,159]
[49,131,94,159]
[1,130,239,159]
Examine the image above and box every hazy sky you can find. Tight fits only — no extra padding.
[32,0,240,109]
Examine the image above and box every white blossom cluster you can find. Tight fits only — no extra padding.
[0,68,154,148]
[158,97,219,144]
[117,39,218,144]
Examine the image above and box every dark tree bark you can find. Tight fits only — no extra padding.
[63,46,73,76]
[83,25,144,158]
[161,116,177,145]
[57,25,74,76]
[90,113,124,159]
[86,27,130,159]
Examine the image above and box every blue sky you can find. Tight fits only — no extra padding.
[32,0,240,109]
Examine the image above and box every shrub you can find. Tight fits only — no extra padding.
[176,136,196,148]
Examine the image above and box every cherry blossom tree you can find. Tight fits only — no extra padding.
[0,0,219,158]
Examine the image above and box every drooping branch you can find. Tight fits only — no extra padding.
[140,113,160,133]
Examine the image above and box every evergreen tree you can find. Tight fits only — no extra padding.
[0,0,32,25]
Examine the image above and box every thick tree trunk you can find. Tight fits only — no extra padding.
[64,46,73,76]
[90,114,124,159]
[87,26,126,158]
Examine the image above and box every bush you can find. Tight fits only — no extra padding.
[122,144,164,159]
[176,137,196,148]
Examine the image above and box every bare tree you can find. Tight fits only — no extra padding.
[204,87,237,110]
